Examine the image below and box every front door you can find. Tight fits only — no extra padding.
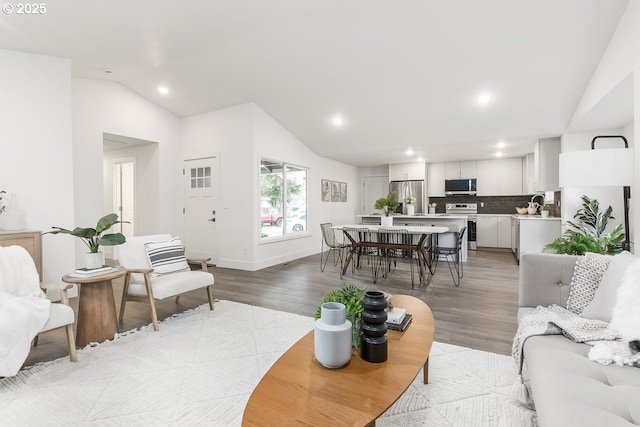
[183,157,219,264]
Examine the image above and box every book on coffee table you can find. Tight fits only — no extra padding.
[73,266,113,276]
[386,313,412,331]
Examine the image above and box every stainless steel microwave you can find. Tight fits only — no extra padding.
[445,179,477,195]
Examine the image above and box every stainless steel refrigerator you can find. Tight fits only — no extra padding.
[389,180,425,215]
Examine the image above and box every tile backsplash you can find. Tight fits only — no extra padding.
[428,194,558,215]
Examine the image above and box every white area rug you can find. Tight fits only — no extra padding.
[0,301,536,426]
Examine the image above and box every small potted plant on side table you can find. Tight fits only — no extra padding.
[45,213,127,269]
[375,191,399,227]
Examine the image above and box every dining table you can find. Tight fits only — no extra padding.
[332,224,449,286]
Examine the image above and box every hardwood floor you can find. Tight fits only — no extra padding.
[24,248,520,368]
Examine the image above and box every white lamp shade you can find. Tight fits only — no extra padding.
[559,148,633,187]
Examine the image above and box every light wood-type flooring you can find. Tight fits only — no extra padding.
[24,248,520,369]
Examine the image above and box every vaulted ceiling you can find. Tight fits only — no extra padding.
[0,0,630,166]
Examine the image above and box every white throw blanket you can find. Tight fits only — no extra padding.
[0,245,51,377]
[511,304,618,406]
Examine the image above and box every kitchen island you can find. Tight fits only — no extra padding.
[357,214,468,262]
[514,215,562,262]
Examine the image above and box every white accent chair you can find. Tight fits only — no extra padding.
[116,234,214,331]
[0,245,76,377]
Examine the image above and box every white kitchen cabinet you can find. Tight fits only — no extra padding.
[476,157,522,196]
[444,161,476,179]
[427,163,445,197]
[389,162,425,181]
[533,137,560,192]
[497,216,511,248]
[477,215,511,248]
[476,215,497,247]
[523,153,535,194]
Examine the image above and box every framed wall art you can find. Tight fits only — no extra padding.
[321,179,330,202]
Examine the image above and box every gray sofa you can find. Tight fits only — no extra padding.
[518,253,640,427]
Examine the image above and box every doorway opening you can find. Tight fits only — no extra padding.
[114,160,135,237]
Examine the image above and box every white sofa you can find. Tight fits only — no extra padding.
[518,253,640,427]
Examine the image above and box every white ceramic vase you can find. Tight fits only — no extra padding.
[314,302,352,369]
[541,210,549,218]
[381,216,393,227]
[84,252,105,269]
[406,204,415,216]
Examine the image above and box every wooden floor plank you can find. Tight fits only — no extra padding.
[24,248,519,368]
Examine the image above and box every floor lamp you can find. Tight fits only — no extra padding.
[559,135,633,251]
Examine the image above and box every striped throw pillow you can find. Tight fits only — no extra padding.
[145,237,191,276]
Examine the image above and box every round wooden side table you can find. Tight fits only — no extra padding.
[62,268,127,347]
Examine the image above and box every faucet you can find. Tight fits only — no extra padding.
[531,194,545,213]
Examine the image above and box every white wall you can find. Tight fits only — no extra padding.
[566,1,639,251]
[0,49,75,286]
[252,104,358,270]
[72,79,182,265]
[181,103,359,270]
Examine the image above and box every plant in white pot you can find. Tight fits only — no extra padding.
[375,191,399,227]
[404,194,416,216]
[45,213,127,269]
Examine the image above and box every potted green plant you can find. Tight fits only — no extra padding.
[541,204,551,218]
[375,191,399,226]
[45,213,128,269]
[315,282,368,347]
[404,194,416,216]
[545,195,624,255]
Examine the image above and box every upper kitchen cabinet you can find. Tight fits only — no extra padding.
[444,161,477,179]
[533,137,560,192]
[522,153,535,194]
[389,162,426,181]
[427,162,445,197]
[476,157,523,196]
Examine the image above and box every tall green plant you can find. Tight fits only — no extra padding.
[374,191,399,216]
[545,195,624,255]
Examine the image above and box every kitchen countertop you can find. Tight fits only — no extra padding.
[358,214,469,219]
[513,214,561,220]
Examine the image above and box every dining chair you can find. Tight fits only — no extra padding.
[342,227,373,276]
[431,227,466,286]
[377,228,416,287]
[320,223,350,276]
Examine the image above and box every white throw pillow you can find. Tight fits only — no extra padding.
[145,237,191,276]
[609,258,640,342]
[581,251,636,322]
[566,252,612,315]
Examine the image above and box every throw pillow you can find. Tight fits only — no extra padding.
[145,237,191,276]
[581,251,636,322]
[610,258,640,343]
[566,252,612,315]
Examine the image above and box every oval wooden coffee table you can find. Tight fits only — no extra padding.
[242,294,435,427]
[62,268,127,347]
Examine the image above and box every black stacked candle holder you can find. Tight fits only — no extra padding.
[359,290,388,363]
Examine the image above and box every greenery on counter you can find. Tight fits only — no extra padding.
[374,191,399,216]
[545,195,624,255]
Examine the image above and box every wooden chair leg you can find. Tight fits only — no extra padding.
[65,324,77,362]
[32,335,39,347]
[143,274,160,331]
[175,295,181,304]
[206,285,214,310]
[423,357,429,384]
[119,273,132,322]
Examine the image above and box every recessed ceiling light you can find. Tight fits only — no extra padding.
[497,141,506,148]
[332,116,344,126]
[158,86,169,95]
[406,148,414,156]
[477,93,492,105]
[496,151,504,157]
[417,157,424,162]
